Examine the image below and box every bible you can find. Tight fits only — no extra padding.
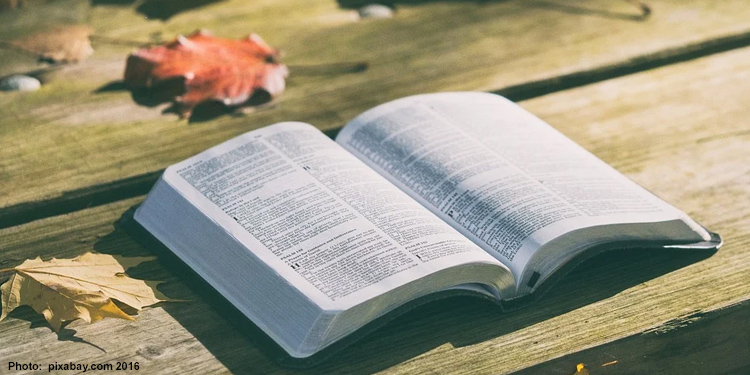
[134,92,721,360]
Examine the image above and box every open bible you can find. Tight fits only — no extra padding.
[135,92,721,360]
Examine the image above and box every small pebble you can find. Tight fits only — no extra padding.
[0,74,41,92]
[358,4,394,19]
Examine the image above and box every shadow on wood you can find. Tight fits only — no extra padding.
[337,0,649,21]
[93,80,274,123]
[91,204,715,373]
[510,300,750,375]
[91,0,225,21]
[4,307,108,352]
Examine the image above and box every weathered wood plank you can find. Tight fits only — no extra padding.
[511,300,750,375]
[4,0,750,215]
[1,44,750,374]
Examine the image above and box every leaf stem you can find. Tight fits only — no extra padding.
[0,267,14,275]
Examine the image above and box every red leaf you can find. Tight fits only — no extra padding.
[124,29,288,118]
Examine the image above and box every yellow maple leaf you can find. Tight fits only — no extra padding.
[0,252,167,331]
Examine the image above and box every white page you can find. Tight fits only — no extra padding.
[162,122,506,310]
[336,92,701,280]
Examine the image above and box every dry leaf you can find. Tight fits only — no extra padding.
[0,253,167,331]
[9,26,94,63]
[124,29,288,118]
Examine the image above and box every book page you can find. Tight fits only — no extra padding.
[161,122,508,309]
[336,92,703,280]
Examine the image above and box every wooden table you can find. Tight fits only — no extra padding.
[1,0,749,373]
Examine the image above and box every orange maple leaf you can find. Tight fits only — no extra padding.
[124,29,288,118]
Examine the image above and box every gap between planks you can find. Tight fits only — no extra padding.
[3,30,750,229]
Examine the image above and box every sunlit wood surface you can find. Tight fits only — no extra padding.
[1,0,749,374]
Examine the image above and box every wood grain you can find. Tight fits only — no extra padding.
[512,300,750,374]
[4,0,750,213]
[1,43,750,374]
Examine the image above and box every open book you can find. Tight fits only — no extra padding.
[135,92,721,360]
